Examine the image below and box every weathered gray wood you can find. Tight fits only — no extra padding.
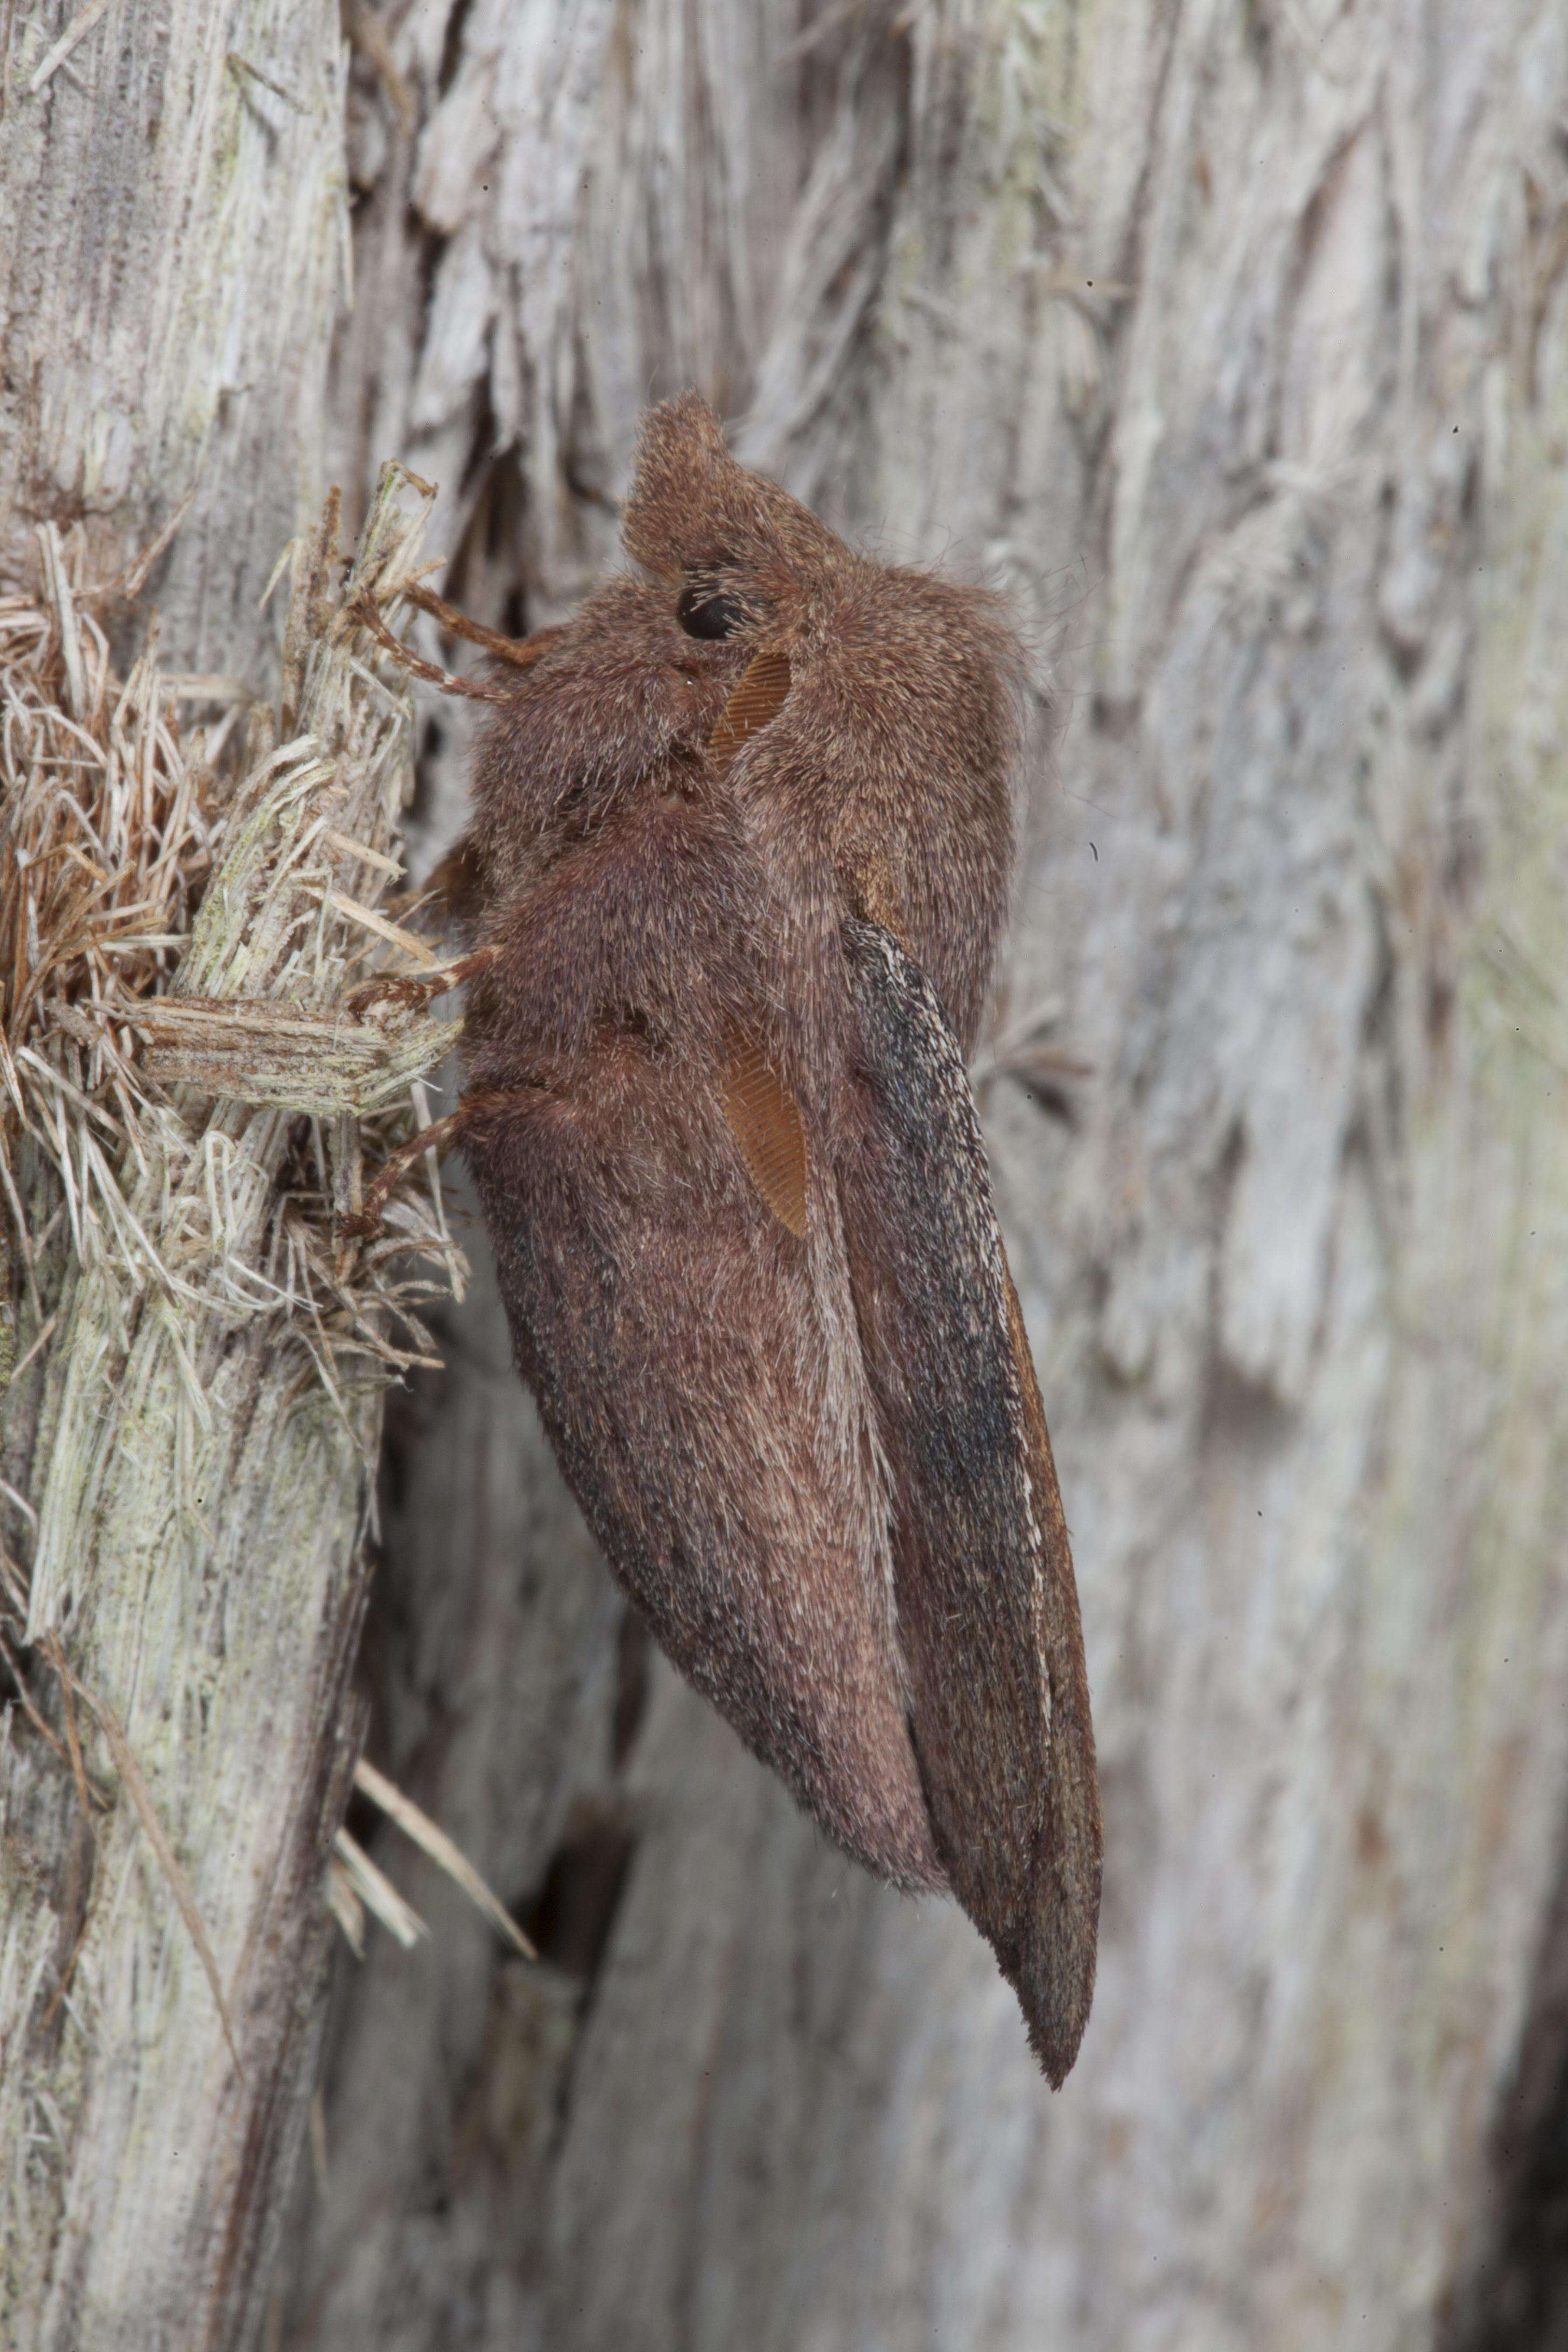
[0,10,454,2342]
[6,0,1568,2343]
[0,0,347,673]
[0,481,450,2347]
[281,3,1568,2348]
[274,1165,623,2347]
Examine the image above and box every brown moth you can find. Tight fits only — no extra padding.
[382,396,1102,2082]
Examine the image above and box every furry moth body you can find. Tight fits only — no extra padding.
[454,396,1102,2082]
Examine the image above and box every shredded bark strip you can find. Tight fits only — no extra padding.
[0,470,512,2108]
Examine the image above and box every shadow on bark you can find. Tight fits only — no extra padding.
[1443,1797,1568,2352]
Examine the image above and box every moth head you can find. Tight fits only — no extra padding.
[624,393,849,649]
[624,393,1025,870]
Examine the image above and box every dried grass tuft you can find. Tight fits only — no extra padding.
[0,467,465,1452]
[353,1756,535,1958]
[0,471,484,2022]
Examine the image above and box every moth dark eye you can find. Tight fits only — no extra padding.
[676,583,745,641]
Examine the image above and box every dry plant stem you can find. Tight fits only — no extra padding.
[0,470,466,2348]
[131,995,452,1121]
[344,0,415,132]
[351,1759,535,1957]
[82,1686,243,2080]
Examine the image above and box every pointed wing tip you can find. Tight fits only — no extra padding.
[994,1754,1104,2087]
[1027,1778,1105,2087]
[949,1778,1103,2085]
[1033,2023,1084,2094]
[1022,1940,1099,2088]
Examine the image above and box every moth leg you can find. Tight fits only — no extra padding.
[399,584,563,674]
[345,941,504,1021]
[341,1084,537,1238]
[349,592,529,705]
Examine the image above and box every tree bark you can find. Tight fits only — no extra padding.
[0,0,346,672]
[0,10,451,2348]
[281,5,1568,2350]
[7,2,1568,2348]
